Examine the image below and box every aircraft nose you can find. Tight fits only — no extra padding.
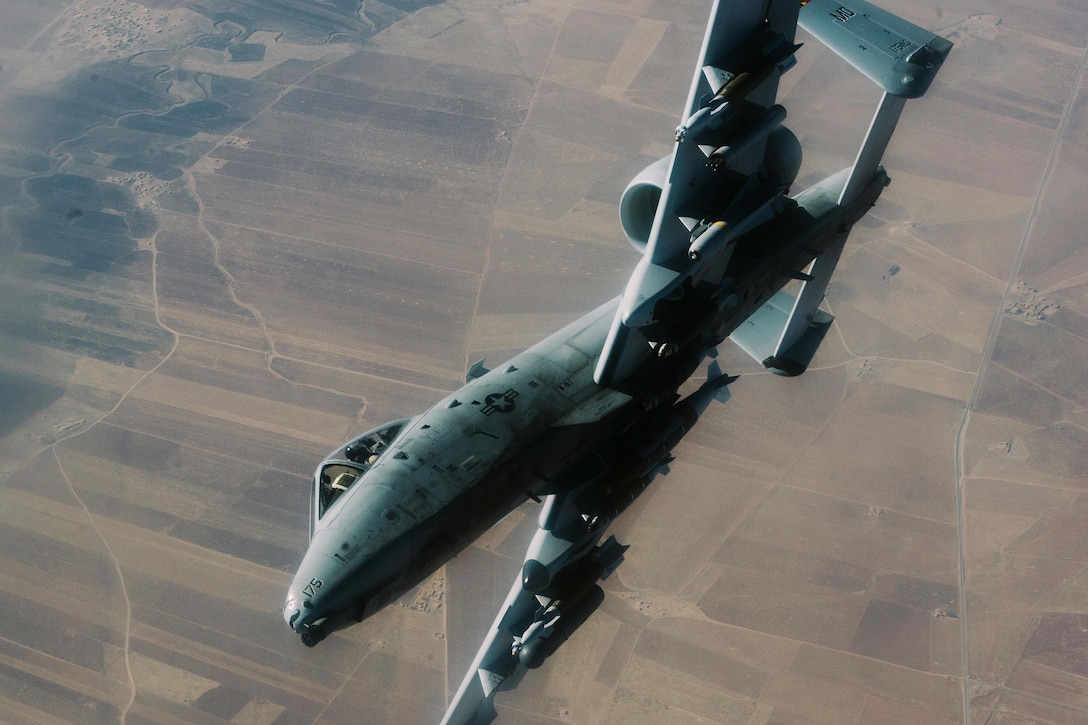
[283,585,334,646]
[283,594,302,631]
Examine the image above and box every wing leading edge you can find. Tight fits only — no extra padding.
[439,493,625,725]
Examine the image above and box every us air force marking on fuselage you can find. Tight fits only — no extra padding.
[481,389,518,416]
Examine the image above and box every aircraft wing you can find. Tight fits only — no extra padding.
[645,0,801,268]
[440,493,625,725]
[438,569,525,725]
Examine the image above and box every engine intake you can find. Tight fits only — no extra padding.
[618,156,670,253]
[762,126,802,190]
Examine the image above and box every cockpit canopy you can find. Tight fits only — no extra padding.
[309,418,410,538]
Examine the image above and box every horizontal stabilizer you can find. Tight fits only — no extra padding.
[728,289,834,376]
[729,289,795,363]
[799,0,952,98]
[767,308,834,376]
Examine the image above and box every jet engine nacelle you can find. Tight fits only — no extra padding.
[619,126,800,256]
[761,126,802,189]
[618,155,670,253]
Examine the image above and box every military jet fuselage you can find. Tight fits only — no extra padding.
[283,2,951,722]
[284,159,888,646]
[284,300,674,644]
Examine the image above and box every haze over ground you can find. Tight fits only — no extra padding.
[1,0,1087,722]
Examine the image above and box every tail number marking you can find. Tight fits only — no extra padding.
[830,6,855,22]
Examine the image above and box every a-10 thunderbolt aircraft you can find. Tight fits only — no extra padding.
[283,0,952,721]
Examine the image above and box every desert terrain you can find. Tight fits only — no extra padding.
[0,0,1086,723]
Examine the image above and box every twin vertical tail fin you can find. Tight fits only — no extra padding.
[729,1,952,375]
[799,0,953,100]
[799,0,953,204]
